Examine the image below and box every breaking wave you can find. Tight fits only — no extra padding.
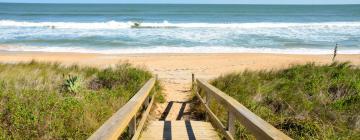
[1,45,359,54]
[1,20,360,29]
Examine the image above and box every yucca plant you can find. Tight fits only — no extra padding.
[63,75,81,93]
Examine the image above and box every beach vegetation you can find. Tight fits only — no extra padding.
[62,75,82,94]
[207,62,360,139]
[0,61,162,139]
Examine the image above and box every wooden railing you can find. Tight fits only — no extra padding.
[192,74,292,140]
[88,78,157,140]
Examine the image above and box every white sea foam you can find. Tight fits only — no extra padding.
[1,45,359,54]
[1,20,360,29]
[1,20,359,54]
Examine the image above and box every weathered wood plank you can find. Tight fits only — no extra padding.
[88,78,156,140]
[197,79,292,140]
[140,121,221,140]
[227,111,236,137]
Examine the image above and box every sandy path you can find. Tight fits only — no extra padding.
[1,52,360,120]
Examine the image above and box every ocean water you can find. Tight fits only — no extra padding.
[0,3,360,54]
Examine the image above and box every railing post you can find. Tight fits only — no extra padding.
[144,96,150,109]
[206,92,211,105]
[129,116,137,136]
[192,73,194,84]
[205,92,211,122]
[191,73,195,90]
[147,74,157,108]
[227,111,236,137]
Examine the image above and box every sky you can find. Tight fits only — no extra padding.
[0,0,359,4]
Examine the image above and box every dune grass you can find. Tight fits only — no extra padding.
[0,61,161,139]
[210,62,360,140]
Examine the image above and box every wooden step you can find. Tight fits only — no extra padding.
[140,121,220,140]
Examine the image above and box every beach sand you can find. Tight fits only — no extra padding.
[1,51,360,119]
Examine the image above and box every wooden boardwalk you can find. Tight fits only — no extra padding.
[88,75,292,140]
[140,121,220,140]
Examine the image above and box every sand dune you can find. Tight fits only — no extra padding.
[1,51,359,119]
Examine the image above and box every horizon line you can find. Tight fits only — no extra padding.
[0,2,359,5]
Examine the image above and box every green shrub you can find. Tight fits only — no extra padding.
[211,62,360,140]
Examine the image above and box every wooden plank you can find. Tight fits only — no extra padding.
[88,78,156,140]
[227,111,236,137]
[197,79,292,140]
[205,92,211,122]
[140,121,221,140]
